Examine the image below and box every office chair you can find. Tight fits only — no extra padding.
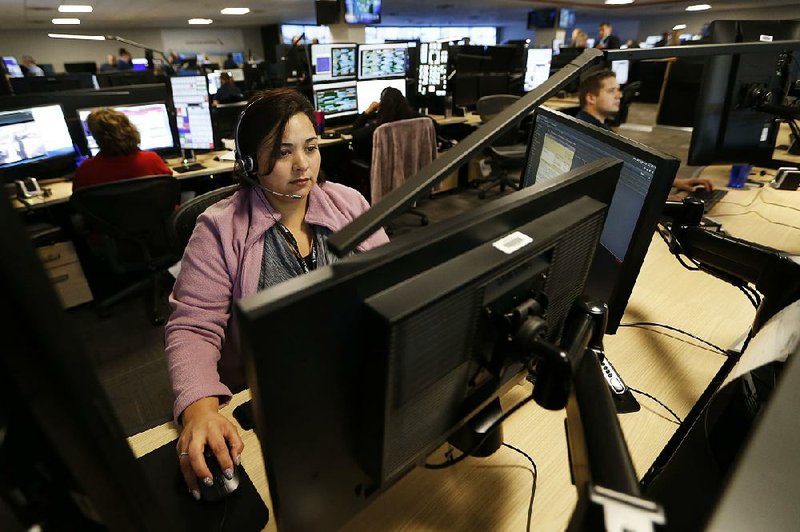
[608,81,642,128]
[370,117,438,226]
[170,184,240,255]
[474,95,527,199]
[69,175,180,325]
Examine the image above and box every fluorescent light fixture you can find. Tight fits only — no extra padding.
[48,32,105,40]
[686,3,711,11]
[52,18,81,24]
[188,18,213,24]
[672,24,687,30]
[220,7,250,15]
[604,0,634,4]
[58,4,93,12]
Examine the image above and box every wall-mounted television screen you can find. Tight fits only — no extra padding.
[558,8,576,29]
[344,0,381,24]
[528,9,557,30]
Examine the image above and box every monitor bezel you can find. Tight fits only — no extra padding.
[357,42,408,81]
[0,103,76,180]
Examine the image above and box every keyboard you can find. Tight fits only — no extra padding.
[173,163,206,173]
[688,188,728,212]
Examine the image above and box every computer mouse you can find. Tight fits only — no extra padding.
[199,446,241,502]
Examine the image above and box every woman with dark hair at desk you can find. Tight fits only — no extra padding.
[72,108,170,190]
[350,87,438,160]
[165,88,389,500]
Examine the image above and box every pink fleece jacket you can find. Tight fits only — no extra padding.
[165,182,389,421]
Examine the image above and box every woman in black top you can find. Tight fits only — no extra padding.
[350,87,438,160]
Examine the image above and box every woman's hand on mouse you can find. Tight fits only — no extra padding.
[177,397,244,500]
[673,177,713,192]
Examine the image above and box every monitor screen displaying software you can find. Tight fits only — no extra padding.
[611,60,629,85]
[356,78,407,114]
[2,56,24,78]
[358,43,407,80]
[522,107,678,331]
[170,76,215,150]
[313,80,359,119]
[524,48,553,92]
[0,105,74,169]
[417,41,449,96]
[78,103,174,156]
[311,43,357,83]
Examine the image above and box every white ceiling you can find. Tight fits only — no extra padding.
[0,0,797,29]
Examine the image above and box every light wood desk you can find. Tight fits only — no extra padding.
[125,175,800,530]
[11,150,235,211]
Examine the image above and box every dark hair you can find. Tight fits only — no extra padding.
[600,22,611,28]
[87,108,140,156]
[579,69,616,108]
[220,72,232,83]
[376,87,415,125]
[236,88,321,184]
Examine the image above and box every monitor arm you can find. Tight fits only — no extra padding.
[513,298,665,531]
[660,198,800,335]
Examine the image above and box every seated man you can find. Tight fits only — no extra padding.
[577,69,712,193]
[212,72,244,104]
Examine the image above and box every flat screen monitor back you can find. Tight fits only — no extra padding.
[0,194,180,531]
[237,159,623,531]
[521,107,679,332]
[687,20,800,166]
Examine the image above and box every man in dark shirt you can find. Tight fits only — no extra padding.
[223,53,238,69]
[576,69,713,194]
[595,22,622,50]
[212,72,244,104]
[576,69,620,131]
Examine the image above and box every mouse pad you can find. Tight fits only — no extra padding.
[138,440,269,532]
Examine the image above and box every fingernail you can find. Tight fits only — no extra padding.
[192,489,201,500]
[202,477,213,486]
[236,454,241,466]
[224,468,234,480]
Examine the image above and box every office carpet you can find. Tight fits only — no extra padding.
[66,102,695,437]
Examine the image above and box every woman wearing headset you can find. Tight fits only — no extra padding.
[165,88,389,499]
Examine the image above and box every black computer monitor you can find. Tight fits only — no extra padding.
[357,43,407,80]
[0,103,76,182]
[0,194,180,530]
[169,76,215,151]
[416,41,450,97]
[64,61,98,74]
[77,102,176,156]
[521,107,679,332]
[688,20,800,166]
[313,80,359,121]
[310,43,357,83]
[236,159,623,530]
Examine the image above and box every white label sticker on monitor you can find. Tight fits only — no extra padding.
[761,126,770,142]
[492,232,533,254]
[760,34,774,42]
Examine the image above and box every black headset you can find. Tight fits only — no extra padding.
[233,97,263,180]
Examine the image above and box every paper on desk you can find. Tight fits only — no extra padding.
[722,299,800,388]
[217,150,237,161]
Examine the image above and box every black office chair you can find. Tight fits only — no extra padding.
[70,175,181,325]
[608,81,642,128]
[170,184,240,255]
[474,95,527,199]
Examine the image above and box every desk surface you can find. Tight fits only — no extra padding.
[11,150,236,211]
[127,164,800,530]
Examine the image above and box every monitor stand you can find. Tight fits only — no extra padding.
[173,149,206,173]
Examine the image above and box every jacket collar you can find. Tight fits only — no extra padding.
[242,183,347,250]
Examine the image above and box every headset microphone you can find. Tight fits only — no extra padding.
[258,185,303,200]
